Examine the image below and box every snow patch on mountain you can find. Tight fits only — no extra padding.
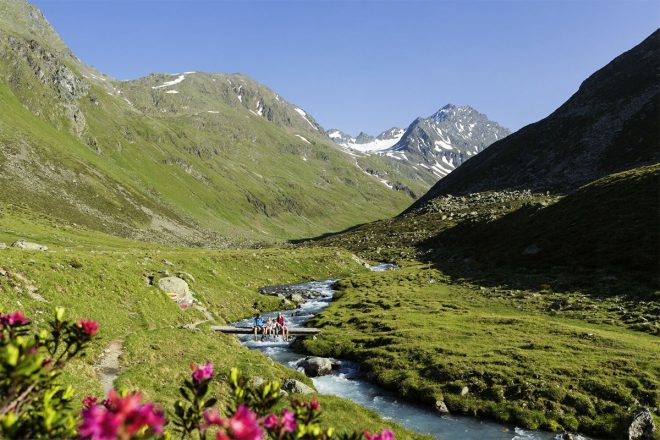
[153,74,186,89]
[327,127,405,152]
[295,107,318,131]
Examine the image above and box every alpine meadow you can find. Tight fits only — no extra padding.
[0,1,658,440]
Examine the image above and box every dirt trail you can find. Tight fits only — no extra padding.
[180,303,216,330]
[97,340,122,394]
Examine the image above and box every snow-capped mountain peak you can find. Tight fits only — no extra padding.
[327,103,510,180]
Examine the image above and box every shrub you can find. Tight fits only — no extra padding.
[0,309,395,440]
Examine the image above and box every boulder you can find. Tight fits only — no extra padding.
[290,293,304,304]
[11,240,48,251]
[158,277,189,295]
[157,277,193,309]
[460,386,470,396]
[162,259,174,266]
[282,379,314,394]
[0,243,6,249]
[435,400,450,415]
[629,408,655,440]
[558,433,579,440]
[298,357,333,377]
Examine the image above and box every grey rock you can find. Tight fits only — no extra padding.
[297,357,333,377]
[11,240,48,251]
[162,259,174,266]
[628,408,655,440]
[435,400,450,414]
[157,276,194,308]
[290,293,304,304]
[158,277,189,295]
[558,434,579,440]
[252,376,265,387]
[460,386,469,396]
[0,243,6,249]
[281,379,314,394]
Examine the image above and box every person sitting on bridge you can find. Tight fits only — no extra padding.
[276,313,289,342]
[253,312,265,341]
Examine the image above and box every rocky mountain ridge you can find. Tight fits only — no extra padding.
[410,29,660,210]
[327,104,509,181]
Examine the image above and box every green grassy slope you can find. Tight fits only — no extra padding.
[427,164,660,292]
[300,265,660,439]
[0,0,420,246]
[0,227,428,438]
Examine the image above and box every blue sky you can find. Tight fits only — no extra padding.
[34,0,659,135]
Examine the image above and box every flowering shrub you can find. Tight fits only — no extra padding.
[79,390,165,439]
[0,308,99,438]
[174,364,395,440]
[0,309,394,439]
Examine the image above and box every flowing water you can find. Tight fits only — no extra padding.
[233,265,588,440]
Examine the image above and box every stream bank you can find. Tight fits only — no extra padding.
[232,268,586,439]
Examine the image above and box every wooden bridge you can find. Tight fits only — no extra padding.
[211,326,320,336]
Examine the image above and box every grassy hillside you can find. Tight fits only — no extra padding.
[0,222,430,438]
[425,164,660,294]
[299,264,660,439]
[0,0,424,246]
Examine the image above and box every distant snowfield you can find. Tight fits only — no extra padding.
[152,74,187,89]
[329,129,405,153]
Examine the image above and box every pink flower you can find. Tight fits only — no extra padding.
[364,430,395,440]
[216,433,230,440]
[0,310,29,327]
[229,405,263,440]
[202,408,227,431]
[79,405,121,440]
[280,408,296,433]
[309,398,320,411]
[78,391,165,439]
[261,413,279,429]
[192,361,214,383]
[77,319,99,336]
[82,396,98,409]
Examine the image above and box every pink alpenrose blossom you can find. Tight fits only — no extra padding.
[78,390,165,440]
[364,429,395,440]
[261,413,279,429]
[229,405,263,440]
[0,310,29,327]
[280,408,296,433]
[77,319,99,336]
[191,361,214,383]
[202,408,228,431]
[82,396,98,409]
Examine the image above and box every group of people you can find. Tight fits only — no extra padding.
[252,312,289,342]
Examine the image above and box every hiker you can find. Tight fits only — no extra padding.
[264,317,275,339]
[276,313,289,342]
[252,312,265,341]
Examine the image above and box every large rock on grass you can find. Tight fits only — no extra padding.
[157,276,193,309]
[282,379,314,394]
[11,240,48,251]
[629,408,655,440]
[297,357,332,377]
